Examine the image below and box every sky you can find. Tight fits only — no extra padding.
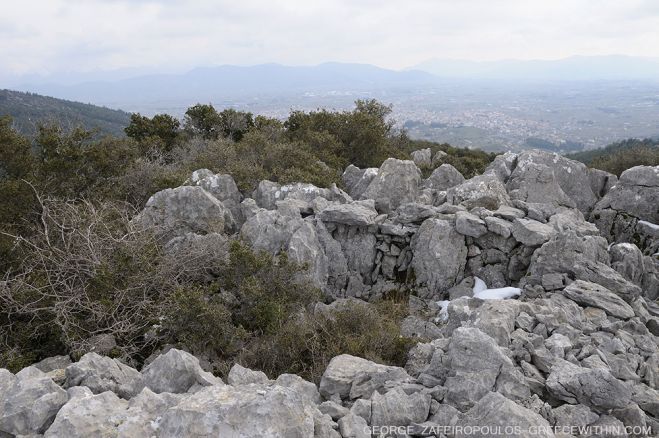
[1,0,659,80]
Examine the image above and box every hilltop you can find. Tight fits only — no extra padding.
[0,89,131,137]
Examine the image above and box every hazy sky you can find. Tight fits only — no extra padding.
[2,0,659,78]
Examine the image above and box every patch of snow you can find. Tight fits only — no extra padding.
[435,300,450,323]
[474,287,522,300]
[473,277,488,295]
[638,220,659,231]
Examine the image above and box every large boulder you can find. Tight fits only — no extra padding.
[0,372,68,435]
[410,148,432,168]
[370,387,431,428]
[561,280,635,319]
[287,220,329,288]
[411,219,467,296]
[508,150,600,214]
[524,231,642,300]
[136,186,230,239]
[44,388,129,438]
[157,384,316,438]
[188,170,243,230]
[425,163,465,191]
[319,354,411,400]
[142,349,223,394]
[361,158,422,213]
[240,206,304,254]
[318,199,378,227]
[64,352,145,399]
[506,161,576,208]
[546,361,632,412]
[342,165,378,199]
[591,165,659,243]
[454,392,555,438]
[447,173,512,210]
[595,165,659,223]
[430,327,529,411]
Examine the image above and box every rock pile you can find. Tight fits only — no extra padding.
[3,149,657,437]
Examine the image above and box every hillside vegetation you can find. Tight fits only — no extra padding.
[0,89,131,137]
[567,138,659,176]
[0,99,493,376]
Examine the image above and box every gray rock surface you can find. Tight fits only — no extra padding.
[425,164,465,191]
[142,348,223,394]
[411,219,467,296]
[361,158,421,213]
[136,186,230,238]
[64,352,145,399]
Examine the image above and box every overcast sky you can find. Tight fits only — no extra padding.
[2,0,659,79]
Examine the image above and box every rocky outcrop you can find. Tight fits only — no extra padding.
[35,151,650,436]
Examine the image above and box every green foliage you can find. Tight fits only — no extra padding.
[567,138,659,176]
[285,99,397,168]
[125,113,181,153]
[0,89,130,137]
[239,299,413,383]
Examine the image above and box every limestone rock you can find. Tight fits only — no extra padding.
[142,348,223,394]
[455,391,554,438]
[546,361,632,411]
[136,186,230,238]
[411,219,467,296]
[319,354,410,400]
[447,173,512,210]
[361,158,421,213]
[0,374,68,435]
[425,164,465,191]
[410,148,432,168]
[64,352,145,399]
[561,280,635,319]
[158,384,316,438]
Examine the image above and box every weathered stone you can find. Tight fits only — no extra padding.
[512,218,555,246]
[240,207,303,254]
[227,363,270,386]
[484,216,513,238]
[142,348,223,394]
[546,361,632,411]
[411,218,467,296]
[158,384,316,438]
[447,173,512,210]
[455,211,488,237]
[562,280,635,319]
[454,391,554,438]
[371,387,431,428]
[136,186,230,238]
[318,199,378,226]
[425,164,465,191]
[64,352,145,399]
[361,158,422,213]
[319,354,410,400]
[343,165,378,200]
[507,161,576,208]
[411,148,432,168]
[0,374,68,435]
[44,388,129,438]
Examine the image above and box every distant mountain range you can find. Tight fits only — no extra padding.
[11,63,437,110]
[0,89,131,137]
[411,55,659,81]
[6,56,658,113]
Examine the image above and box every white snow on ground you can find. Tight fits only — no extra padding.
[638,220,659,231]
[472,277,521,300]
[436,278,522,322]
[436,300,450,323]
[473,277,488,294]
[474,286,522,300]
